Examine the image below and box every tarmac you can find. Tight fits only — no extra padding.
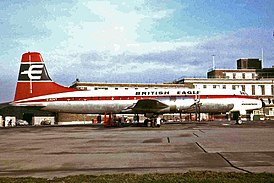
[0,120,273,178]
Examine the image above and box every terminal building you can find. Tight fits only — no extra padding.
[174,58,274,120]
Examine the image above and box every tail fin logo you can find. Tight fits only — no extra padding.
[18,63,51,81]
[21,64,44,80]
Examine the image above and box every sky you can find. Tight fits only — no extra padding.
[0,0,273,102]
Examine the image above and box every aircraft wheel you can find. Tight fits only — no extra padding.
[144,119,149,127]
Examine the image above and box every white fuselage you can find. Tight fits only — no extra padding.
[13,87,262,114]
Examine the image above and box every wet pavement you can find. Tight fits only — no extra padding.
[0,120,273,178]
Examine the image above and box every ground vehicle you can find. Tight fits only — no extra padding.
[16,119,28,126]
[40,119,51,125]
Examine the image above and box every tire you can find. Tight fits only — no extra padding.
[144,119,149,127]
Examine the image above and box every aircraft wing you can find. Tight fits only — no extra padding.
[122,99,169,113]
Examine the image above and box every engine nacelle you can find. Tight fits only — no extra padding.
[157,97,196,113]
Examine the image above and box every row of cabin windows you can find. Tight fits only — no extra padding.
[93,87,161,90]
[47,96,153,101]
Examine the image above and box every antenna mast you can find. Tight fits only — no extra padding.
[261,48,264,68]
[212,54,215,70]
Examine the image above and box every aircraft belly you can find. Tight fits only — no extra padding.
[43,101,132,114]
[198,103,234,113]
[182,101,234,113]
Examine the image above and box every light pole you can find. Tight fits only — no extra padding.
[212,54,215,70]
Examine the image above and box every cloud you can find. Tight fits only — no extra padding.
[48,0,182,55]
[197,28,274,68]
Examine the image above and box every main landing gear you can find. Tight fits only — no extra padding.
[144,114,161,127]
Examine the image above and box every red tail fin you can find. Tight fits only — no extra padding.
[14,52,77,102]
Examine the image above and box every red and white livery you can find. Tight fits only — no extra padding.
[12,52,262,118]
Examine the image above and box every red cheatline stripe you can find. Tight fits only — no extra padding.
[14,94,257,104]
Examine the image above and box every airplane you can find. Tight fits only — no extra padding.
[11,52,262,125]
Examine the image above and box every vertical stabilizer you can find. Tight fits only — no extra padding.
[14,52,77,102]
